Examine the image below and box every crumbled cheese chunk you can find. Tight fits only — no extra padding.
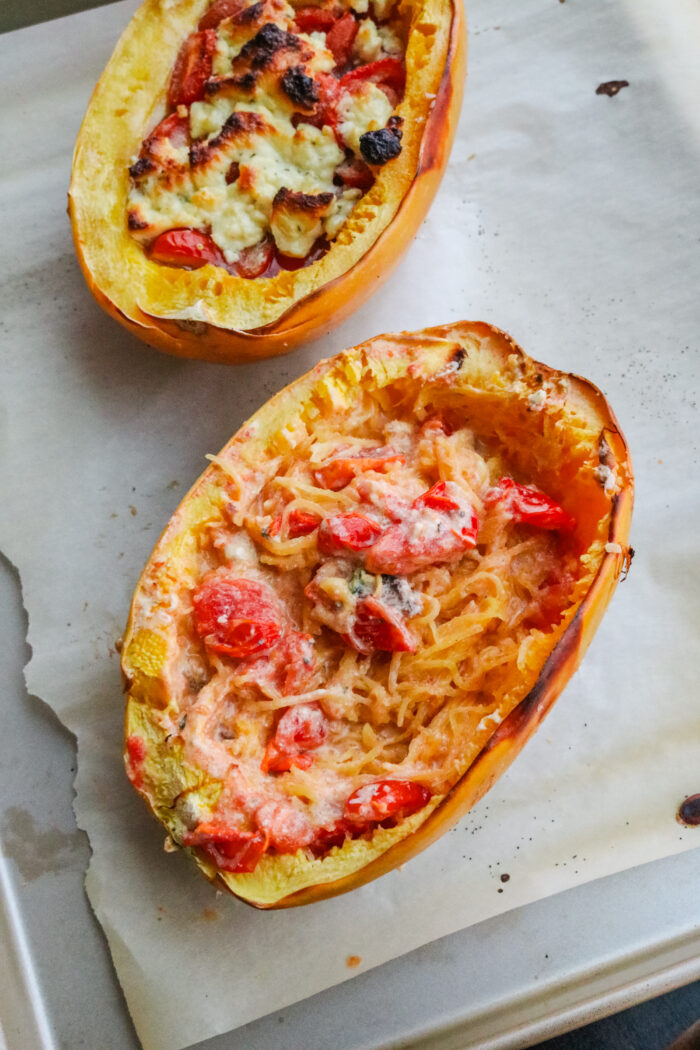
[131,107,343,261]
[527,388,547,411]
[337,82,393,153]
[353,19,383,62]
[378,25,402,55]
[605,542,622,554]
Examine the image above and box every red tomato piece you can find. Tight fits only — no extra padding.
[198,0,247,29]
[125,734,146,789]
[288,509,322,537]
[318,512,384,554]
[182,822,268,873]
[350,595,416,654]
[192,574,282,658]
[413,481,461,513]
[240,629,316,696]
[315,447,406,490]
[487,478,576,532]
[293,6,337,32]
[326,11,358,67]
[335,155,375,191]
[262,701,327,773]
[308,817,361,853]
[341,56,406,96]
[234,237,275,279]
[168,29,217,108]
[344,779,431,823]
[144,112,190,153]
[365,486,478,574]
[269,508,321,539]
[150,228,227,270]
[365,518,478,574]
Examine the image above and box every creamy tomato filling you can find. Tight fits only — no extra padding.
[126,0,406,278]
[129,411,581,874]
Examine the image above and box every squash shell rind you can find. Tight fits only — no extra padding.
[68,0,467,363]
[121,320,634,906]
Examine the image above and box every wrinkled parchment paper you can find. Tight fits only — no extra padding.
[1,0,699,1047]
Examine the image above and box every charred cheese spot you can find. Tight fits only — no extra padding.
[281,65,319,108]
[359,115,403,165]
[189,110,271,167]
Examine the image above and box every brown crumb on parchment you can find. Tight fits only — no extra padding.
[346,955,362,968]
[596,80,629,97]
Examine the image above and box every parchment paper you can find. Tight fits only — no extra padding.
[2,1,699,1048]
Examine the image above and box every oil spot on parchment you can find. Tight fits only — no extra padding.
[1,806,82,881]
[596,80,629,97]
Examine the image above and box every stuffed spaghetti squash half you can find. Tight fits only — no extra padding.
[69,0,465,362]
[122,321,633,907]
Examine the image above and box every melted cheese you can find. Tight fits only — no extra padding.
[128,0,404,263]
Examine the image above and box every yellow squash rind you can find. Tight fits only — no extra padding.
[122,321,633,906]
[69,0,467,362]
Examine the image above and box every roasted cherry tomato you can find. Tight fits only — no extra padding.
[192,574,282,658]
[198,0,247,29]
[235,237,275,279]
[341,56,406,97]
[344,779,431,823]
[167,29,217,108]
[365,488,478,574]
[326,11,359,67]
[182,822,268,873]
[144,112,189,153]
[350,595,416,654]
[315,447,405,490]
[308,817,360,853]
[149,228,227,270]
[413,481,461,513]
[269,508,321,539]
[293,6,337,32]
[240,629,316,696]
[487,477,576,532]
[261,701,327,773]
[335,155,375,191]
[318,512,384,553]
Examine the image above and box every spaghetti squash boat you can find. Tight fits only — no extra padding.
[68,0,465,362]
[122,321,633,908]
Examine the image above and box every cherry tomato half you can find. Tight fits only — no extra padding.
[314,447,405,490]
[487,477,576,532]
[182,822,268,873]
[344,779,431,823]
[167,29,217,108]
[192,574,282,658]
[318,512,384,553]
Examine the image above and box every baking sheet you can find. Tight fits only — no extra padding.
[1,1,699,1049]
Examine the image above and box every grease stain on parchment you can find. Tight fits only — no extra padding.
[1,806,83,881]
